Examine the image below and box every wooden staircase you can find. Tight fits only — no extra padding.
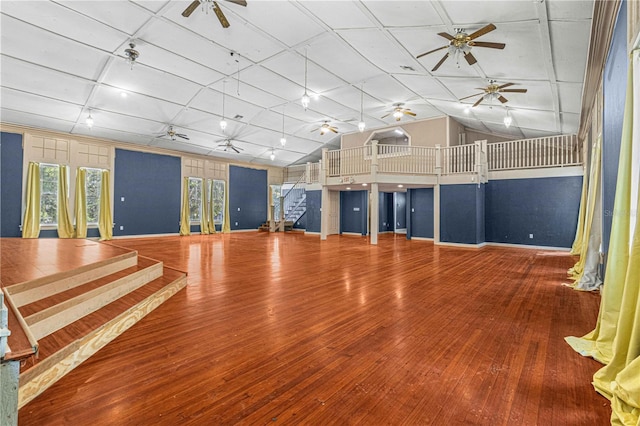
[1,239,186,409]
[258,220,294,232]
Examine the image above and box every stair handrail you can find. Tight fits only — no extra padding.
[278,172,307,231]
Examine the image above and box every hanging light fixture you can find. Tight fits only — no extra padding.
[280,106,287,146]
[301,49,310,110]
[124,41,140,70]
[503,109,512,128]
[85,110,94,129]
[358,84,366,132]
[270,149,276,161]
[220,80,227,131]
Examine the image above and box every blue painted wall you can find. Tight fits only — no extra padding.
[305,190,321,233]
[379,192,394,232]
[113,149,181,236]
[602,1,626,259]
[440,184,484,244]
[395,192,406,229]
[409,188,434,238]
[229,165,267,230]
[1,132,23,237]
[485,176,582,247]
[341,190,367,235]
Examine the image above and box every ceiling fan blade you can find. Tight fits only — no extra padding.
[404,111,417,117]
[416,45,448,59]
[464,52,477,66]
[310,127,320,132]
[471,41,506,50]
[213,2,230,28]
[329,127,338,133]
[232,147,240,153]
[498,95,509,103]
[472,97,484,108]
[437,32,455,41]
[468,23,496,40]
[225,0,247,6]
[500,89,528,93]
[459,92,484,101]
[497,82,515,89]
[176,134,190,140]
[381,113,391,119]
[182,0,200,17]
[431,53,449,72]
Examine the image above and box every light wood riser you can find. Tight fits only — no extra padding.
[18,275,187,408]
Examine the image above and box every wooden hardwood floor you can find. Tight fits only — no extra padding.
[17,233,610,425]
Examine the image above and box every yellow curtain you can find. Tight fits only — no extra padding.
[201,178,210,235]
[98,170,113,241]
[570,154,590,255]
[75,168,87,239]
[180,177,191,236]
[567,136,602,283]
[566,54,640,425]
[208,179,216,234]
[57,165,75,238]
[22,162,41,238]
[222,180,231,233]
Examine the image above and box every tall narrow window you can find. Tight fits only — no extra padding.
[271,185,282,220]
[40,163,59,225]
[85,168,103,225]
[212,180,225,224]
[188,177,202,222]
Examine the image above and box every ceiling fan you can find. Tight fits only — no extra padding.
[216,139,243,153]
[416,24,506,72]
[163,125,189,141]
[381,103,416,121]
[182,0,247,28]
[312,121,338,135]
[460,80,528,107]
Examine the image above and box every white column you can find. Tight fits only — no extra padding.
[321,186,329,240]
[370,183,379,245]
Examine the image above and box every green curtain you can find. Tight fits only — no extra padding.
[201,178,210,235]
[222,180,230,233]
[98,170,113,241]
[567,136,602,285]
[180,177,191,236]
[566,54,640,425]
[22,162,41,238]
[57,165,75,238]
[75,168,87,239]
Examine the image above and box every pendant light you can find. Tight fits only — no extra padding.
[503,108,512,128]
[358,84,366,132]
[270,149,276,161]
[220,80,227,131]
[301,50,310,110]
[85,110,94,128]
[280,106,287,146]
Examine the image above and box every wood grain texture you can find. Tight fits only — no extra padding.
[17,234,610,425]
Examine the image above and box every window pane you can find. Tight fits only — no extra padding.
[188,177,201,221]
[212,180,225,224]
[40,164,59,225]
[272,185,281,219]
[85,169,102,224]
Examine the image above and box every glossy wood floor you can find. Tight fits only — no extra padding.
[18,233,610,425]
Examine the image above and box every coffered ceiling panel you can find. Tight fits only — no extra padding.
[0,0,595,166]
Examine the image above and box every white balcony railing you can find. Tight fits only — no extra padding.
[487,134,580,171]
[288,134,581,183]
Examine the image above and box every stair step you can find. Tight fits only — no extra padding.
[18,265,186,408]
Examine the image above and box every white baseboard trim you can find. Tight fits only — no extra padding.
[436,241,487,249]
[485,242,571,251]
[113,233,179,239]
[410,237,434,241]
[342,232,364,236]
[231,229,259,233]
[304,231,321,235]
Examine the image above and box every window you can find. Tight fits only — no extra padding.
[271,185,282,220]
[188,177,202,222]
[40,163,59,225]
[85,168,103,225]
[211,180,225,224]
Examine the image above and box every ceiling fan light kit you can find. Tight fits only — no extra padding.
[85,111,94,129]
[124,41,139,69]
[182,0,247,28]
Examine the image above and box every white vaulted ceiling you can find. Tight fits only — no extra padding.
[0,0,593,166]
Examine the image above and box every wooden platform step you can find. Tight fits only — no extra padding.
[0,240,187,410]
